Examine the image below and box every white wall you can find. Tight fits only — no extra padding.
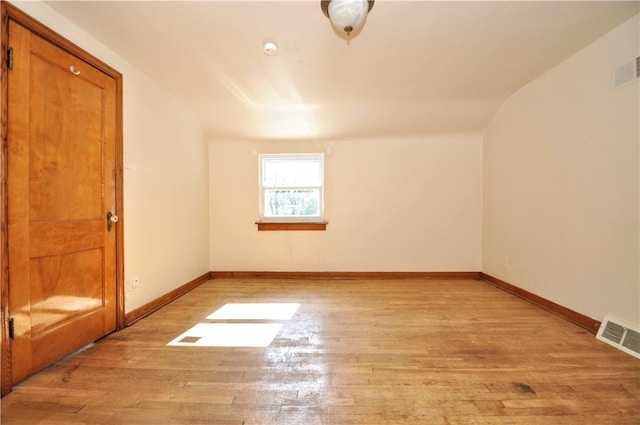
[483,15,640,325]
[209,136,482,272]
[122,81,209,312]
[12,2,211,313]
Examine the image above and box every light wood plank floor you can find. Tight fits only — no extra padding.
[2,279,639,424]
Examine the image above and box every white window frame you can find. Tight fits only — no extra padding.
[258,153,325,223]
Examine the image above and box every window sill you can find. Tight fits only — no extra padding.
[256,222,327,231]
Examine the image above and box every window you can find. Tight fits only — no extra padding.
[258,153,324,225]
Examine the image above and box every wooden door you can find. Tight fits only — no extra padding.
[6,20,119,384]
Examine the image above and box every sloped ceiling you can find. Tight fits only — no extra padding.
[43,0,639,141]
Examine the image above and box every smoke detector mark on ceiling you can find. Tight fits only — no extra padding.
[613,56,640,87]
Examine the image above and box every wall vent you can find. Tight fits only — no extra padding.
[614,57,640,88]
[596,315,640,359]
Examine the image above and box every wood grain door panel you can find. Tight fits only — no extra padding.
[7,20,117,385]
[30,249,105,333]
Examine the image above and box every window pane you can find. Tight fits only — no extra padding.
[264,189,320,217]
[263,158,321,187]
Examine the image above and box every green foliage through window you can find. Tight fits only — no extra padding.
[265,189,320,217]
[259,154,324,221]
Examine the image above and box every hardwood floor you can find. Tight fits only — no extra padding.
[2,279,638,424]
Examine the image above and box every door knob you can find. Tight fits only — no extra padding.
[107,211,118,232]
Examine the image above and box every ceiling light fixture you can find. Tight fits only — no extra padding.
[321,0,374,39]
[263,41,278,56]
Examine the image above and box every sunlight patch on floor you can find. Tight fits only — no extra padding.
[167,323,284,347]
[207,303,300,320]
[168,303,301,347]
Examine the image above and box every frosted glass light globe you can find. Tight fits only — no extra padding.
[328,0,369,36]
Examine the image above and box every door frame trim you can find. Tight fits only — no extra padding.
[0,1,125,396]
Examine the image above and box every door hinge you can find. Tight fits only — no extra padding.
[8,318,14,340]
[7,47,13,70]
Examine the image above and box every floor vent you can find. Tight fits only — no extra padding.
[596,316,640,359]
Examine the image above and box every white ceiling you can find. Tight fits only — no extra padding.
[43,1,639,141]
